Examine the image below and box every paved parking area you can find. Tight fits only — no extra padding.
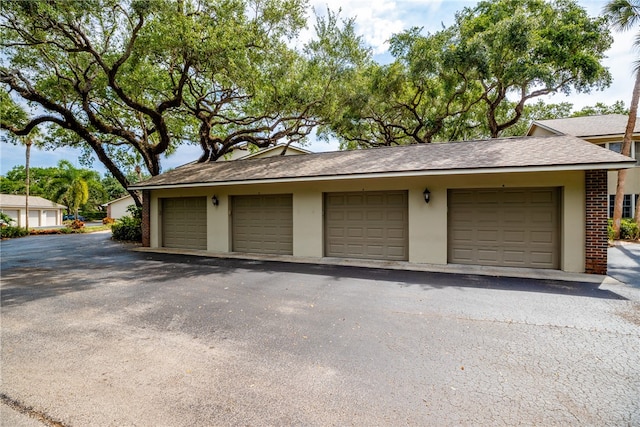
[1,233,639,426]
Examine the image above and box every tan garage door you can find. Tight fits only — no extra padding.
[325,191,408,261]
[232,194,293,255]
[448,188,559,269]
[162,197,207,250]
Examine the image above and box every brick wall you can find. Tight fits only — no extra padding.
[141,189,151,247]
[585,170,607,274]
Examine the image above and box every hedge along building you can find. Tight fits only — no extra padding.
[130,135,635,275]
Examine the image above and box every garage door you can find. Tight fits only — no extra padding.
[448,188,559,269]
[1,209,19,225]
[232,194,293,255]
[29,210,40,226]
[44,210,58,226]
[162,197,207,250]
[325,191,408,261]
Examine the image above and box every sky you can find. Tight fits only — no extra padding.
[0,0,636,177]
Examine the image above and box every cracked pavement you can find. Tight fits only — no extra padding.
[1,232,639,426]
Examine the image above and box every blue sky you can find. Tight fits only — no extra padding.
[1,0,635,176]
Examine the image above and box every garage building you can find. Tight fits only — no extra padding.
[130,136,635,274]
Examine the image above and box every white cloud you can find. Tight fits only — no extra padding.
[309,0,447,54]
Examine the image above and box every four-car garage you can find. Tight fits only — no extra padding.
[160,188,560,269]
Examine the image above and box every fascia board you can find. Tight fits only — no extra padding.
[129,161,637,191]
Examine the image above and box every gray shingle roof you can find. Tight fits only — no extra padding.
[130,135,636,190]
[0,194,66,209]
[529,114,640,137]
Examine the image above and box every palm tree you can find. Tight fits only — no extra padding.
[25,135,31,229]
[18,130,40,229]
[48,160,93,219]
[604,0,640,235]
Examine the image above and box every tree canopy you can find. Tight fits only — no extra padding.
[1,0,368,206]
[0,0,621,197]
[323,0,613,148]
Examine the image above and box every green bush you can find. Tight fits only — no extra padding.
[607,219,615,241]
[0,225,29,239]
[81,211,107,221]
[620,218,640,240]
[608,218,640,240]
[111,215,142,242]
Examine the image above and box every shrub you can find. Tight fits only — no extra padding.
[102,217,115,225]
[111,215,142,242]
[82,211,106,221]
[0,225,29,239]
[0,211,15,225]
[620,218,640,240]
[608,218,640,241]
[607,219,615,241]
[70,219,85,230]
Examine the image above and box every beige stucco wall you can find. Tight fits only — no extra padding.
[148,170,588,273]
[108,196,136,219]
[608,168,640,194]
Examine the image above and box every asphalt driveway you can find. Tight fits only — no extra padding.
[1,232,639,426]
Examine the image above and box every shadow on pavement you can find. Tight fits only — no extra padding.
[142,252,628,301]
[1,234,627,308]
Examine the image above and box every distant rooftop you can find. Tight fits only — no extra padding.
[0,194,66,209]
[528,114,640,138]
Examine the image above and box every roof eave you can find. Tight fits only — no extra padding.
[527,122,563,136]
[129,161,637,191]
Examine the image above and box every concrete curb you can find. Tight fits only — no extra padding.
[133,247,619,285]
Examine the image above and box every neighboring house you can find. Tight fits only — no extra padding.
[104,195,136,220]
[0,194,66,227]
[528,114,640,217]
[221,143,312,161]
[131,135,635,275]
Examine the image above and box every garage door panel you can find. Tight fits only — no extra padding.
[531,230,554,244]
[367,194,384,204]
[478,249,499,262]
[504,251,525,263]
[367,211,384,221]
[504,230,525,243]
[347,195,364,204]
[503,191,526,204]
[387,228,405,239]
[477,229,499,242]
[477,191,500,204]
[232,194,293,255]
[347,211,364,221]
[448,188,559,269]
[325,191,408,261]
[531,190,554,203]
[531,210,553,223]
[386,210,405,221]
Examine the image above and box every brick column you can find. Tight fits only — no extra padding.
[585,170,607,274]
[141,189,151,247]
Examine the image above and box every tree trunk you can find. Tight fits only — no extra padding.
[612,68,640,237]
[25,139,31,230]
